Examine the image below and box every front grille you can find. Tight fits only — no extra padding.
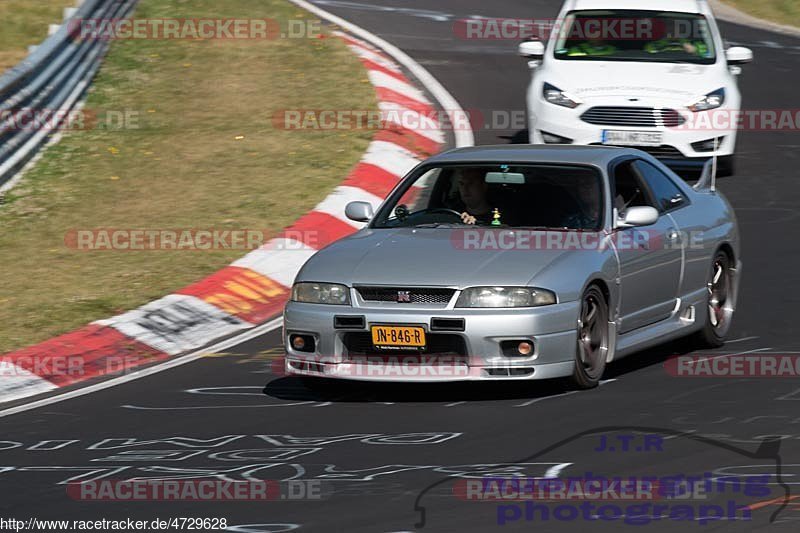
[634,145,685,158]
[342,332,467,357]
[589,143,684,159]
[356,286,455,304]
[581,107,685,127]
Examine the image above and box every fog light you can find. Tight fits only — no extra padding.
[501,340,535,357]
[540,131,573,144]
[691,136,725,153]
[290,334,315,353]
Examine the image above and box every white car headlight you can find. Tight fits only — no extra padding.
[455,287,556,308]
[542,82,581,109]
[291,282,350,305]
[688,88,725,112]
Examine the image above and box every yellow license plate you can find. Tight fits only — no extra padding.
[371,325,426,348]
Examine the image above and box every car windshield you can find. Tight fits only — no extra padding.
[554,10,716,64]
[371,164,604,230]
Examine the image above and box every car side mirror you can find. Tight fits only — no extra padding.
[725,46,753,65]
[518,40,545,59]
[616,206,659,228]
[345,201,374,222]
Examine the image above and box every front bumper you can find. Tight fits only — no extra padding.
[529,100,737,169]
[282,300,581,382]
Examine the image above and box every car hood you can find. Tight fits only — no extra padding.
[548,61,722,104]
[295,228,577,288]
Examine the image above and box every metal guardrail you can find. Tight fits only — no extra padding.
[0,0,138,189]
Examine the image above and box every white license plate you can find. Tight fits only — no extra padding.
[602,130,663,146]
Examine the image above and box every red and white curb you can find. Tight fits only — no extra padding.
[0,31,452,405]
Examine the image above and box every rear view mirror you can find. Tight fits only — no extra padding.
[725,46,753,65]
[485,172,525,185]
[518,40,545,59]
[617,206,659,228]
[345,201,374,222]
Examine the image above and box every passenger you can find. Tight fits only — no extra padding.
[567,38,618,57]
[562,179,601,229]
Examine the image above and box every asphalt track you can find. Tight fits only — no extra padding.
[2,1,800,532]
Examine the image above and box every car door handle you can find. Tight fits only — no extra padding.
[667,230,680,242]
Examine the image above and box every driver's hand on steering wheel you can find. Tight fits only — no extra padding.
[460,212,477,225]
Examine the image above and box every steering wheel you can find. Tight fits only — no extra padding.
[413,208,465,221]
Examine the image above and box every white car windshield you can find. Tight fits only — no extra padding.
[554,10,716,64]
[372,164,604,230]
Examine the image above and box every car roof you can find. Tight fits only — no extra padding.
[423,144,644,168]
[566,0,708,15]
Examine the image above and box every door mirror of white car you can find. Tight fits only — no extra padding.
[726,46,753,65]
[518,40,545,59]
[617,206,659,228]
[345,201,374,222]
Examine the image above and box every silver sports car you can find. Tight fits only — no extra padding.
[283,145,740,388]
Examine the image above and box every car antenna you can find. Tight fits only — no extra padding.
[710,136,718,192]
[694,137,719,193]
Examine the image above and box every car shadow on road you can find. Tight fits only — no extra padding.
[264,375,571,403]
[263,336,700,403]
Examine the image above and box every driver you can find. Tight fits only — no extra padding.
[644,37,708,56]
[455,168,493,225]
[567,37,617,57]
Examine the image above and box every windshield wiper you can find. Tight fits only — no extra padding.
[412,222,465,228]
[516,226,580,231]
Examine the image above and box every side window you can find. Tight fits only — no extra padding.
[386,168,439,221]
[633,160,687,212]
[611,160,653,214]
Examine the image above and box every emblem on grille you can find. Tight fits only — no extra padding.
[397,290,411,303]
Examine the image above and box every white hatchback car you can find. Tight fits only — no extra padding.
[520,0,752,176]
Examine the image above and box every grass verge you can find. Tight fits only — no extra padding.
[0,0,375,352]
[0,1,71,72]
[721,0,800,28]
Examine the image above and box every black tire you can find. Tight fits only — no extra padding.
[572,285,611,389]
[693,250,735,348]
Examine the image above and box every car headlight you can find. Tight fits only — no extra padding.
[455,287,557,308]
[291,282,350,305]
[542,82,581,109]
[688,88,725,112]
